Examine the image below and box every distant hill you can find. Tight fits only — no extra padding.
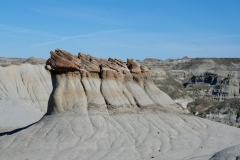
[0,57,46,66]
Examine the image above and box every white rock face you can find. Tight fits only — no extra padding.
[0,64,51,132]
[144,80,176,107]
[81,74,106,106]
[124,81,154,107]
[47,71,178,115]
[101,79,136,107]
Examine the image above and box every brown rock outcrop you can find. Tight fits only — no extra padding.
[46,49,81,72]
[127,59,141,73]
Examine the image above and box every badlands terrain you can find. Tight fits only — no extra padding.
[0,49,240,159]
[138,57,240,128]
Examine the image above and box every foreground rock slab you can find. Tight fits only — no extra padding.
[1,108,240,160]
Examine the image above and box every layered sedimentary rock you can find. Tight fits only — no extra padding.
[185,72,240,101]
[45,49,178,115]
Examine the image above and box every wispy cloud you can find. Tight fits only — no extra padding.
[30,29,128,48]
[0,24,59,38]
[29,6,122,25]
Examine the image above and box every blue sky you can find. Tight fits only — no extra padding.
[0,0,240,60]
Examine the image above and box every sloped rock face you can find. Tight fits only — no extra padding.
[0,64,51,132]
[185,72,219,87]
[213,77,239,101]
[0,64,52,112]
[45,49,178,115]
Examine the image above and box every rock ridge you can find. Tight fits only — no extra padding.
[45,49,179,114]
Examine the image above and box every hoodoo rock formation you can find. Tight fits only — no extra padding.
[45,49,178,115]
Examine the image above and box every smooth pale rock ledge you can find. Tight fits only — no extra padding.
[0,49,240,160]
[0,64,51,132]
